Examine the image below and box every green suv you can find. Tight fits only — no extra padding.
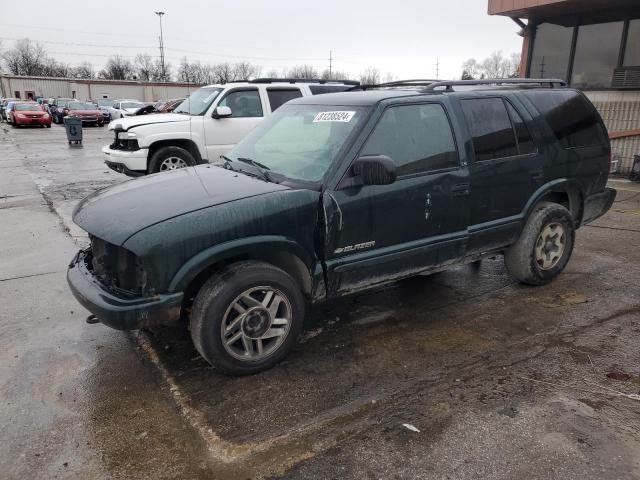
[67,79,616,374]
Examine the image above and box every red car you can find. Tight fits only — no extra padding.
[10,102,52,128]
[65,101,105,126]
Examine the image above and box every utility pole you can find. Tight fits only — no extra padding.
[435,57,440,80]
[329,50,333,80]
[155,11,166,82]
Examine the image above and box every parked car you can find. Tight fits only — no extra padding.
[9,102,51,128]
[66,101,105,127]
[68,78,616,375]
[1,98,19,122]
[108,100,145,119]
[4,101,17,124]
[92,98,114,123]
[133,99,186,116]
[49,98,75,124]
[102,79,358,176]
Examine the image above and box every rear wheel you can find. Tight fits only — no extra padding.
[190,261,305,375]
[504,202,575,285]
[148,146,196,174]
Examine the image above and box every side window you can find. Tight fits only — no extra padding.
[461,98,517,161]
[267,89,302,112]
[219,90,263,118]
[505,101,535,155]
[522,90,605,149]
[361,103,459,176]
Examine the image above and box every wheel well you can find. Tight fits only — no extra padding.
[148,139,203,169]
[537,190,581,221]
[180,251,313,319]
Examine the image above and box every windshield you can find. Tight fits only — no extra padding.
[15,104,42,111]
[226,104,369,183]
[68,102,96,110]
[120,102,144,109]
[174,87,222,115]
[97,99,113,107]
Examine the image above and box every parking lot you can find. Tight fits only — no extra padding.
[2,122,640,479]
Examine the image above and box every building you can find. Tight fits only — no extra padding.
[0,75,203,103]
[489,0,640,174]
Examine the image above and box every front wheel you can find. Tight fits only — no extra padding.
[190,261,305,375]
[505,202,575,285]
[148,146,196,174]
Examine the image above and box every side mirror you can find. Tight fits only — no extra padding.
[341,155,397,188]
[212,106,232,119]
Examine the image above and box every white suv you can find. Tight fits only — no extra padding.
[102,79,358,176]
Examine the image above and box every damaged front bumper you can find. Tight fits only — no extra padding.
[67,250,183,330]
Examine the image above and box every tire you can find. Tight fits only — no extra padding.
[148,146,196,174]
[504,202,575,286]
[46,124,51,128]
[190,261,305,375]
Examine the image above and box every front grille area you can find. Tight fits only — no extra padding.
[110,131,140,151]
[87,235,149,296]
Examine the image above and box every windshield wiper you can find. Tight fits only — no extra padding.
[220,155,236,171]
[236,157,274,183]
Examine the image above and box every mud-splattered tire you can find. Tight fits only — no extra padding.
[148,146,195,174]
[505,202,575,286]
[190,261,305,375]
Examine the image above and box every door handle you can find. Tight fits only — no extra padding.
[451,183,470,196]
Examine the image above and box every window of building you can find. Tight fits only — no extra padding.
[505,101,535,155]
[624,19,640,66]
[461,98,518,161]
[267,88,302,112]
[571,21,624,88]
[530,23,573,80]
[361,103,459,176]
[218,89,263,117]
[14,91,20,99]
[522,90,605,149]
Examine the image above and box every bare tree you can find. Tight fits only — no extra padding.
[320,68,351,81]
[461,52,520,80]
[359,67,380,85]
[233,62,261,80]
[134,53,157,81]
[211,62,235,84]
[99,55,134,80]
[71,62,94,79]
[288,65,319,79]
[265,69,280,78]
[2,38,48,76]
[461,58,480,79]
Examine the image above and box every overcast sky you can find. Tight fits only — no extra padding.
[0,0,521,80]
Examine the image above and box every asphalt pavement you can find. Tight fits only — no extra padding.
[1,121,639,479]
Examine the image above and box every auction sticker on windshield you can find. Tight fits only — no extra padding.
[313,111,356,123]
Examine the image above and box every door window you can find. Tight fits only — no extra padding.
[267,88,302,112]
[461,98,518,161]
[219,90,263,117]
[505,101,535,155]
[360,103,459,176]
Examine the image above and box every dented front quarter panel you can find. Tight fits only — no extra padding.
[123,188,321,294]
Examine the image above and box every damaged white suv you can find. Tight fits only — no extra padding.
[102,79,358,176]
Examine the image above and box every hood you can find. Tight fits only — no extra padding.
[73,165,289,246]
[109,113,189,130]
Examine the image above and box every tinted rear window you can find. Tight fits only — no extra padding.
[309,85,353,95]
[522,90,605,148]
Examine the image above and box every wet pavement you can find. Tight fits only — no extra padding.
[1,122,640,479]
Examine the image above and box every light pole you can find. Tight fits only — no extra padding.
[155,11,166,82]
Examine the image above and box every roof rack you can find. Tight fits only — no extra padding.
[226,78,360,86]
[349,79,446,91]
[423,78,567,91]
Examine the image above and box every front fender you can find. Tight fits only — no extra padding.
[167,235,315,292]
